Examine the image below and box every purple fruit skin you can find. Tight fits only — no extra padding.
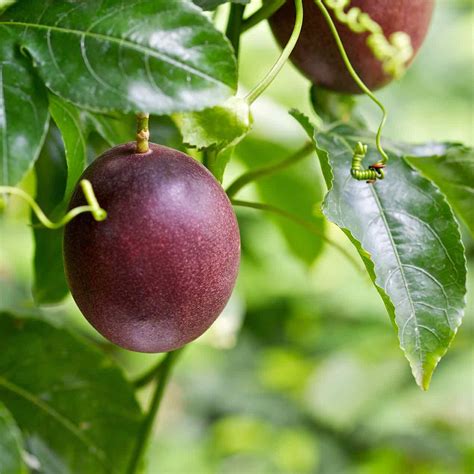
[64,143,241,353]
[269,0,435,93]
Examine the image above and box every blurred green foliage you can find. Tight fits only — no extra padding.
[0,0,473,473]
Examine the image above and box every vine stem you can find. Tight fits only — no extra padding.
[232,199,364,274]
[241,0,285,33]
[314,0,388,165]
[127,349,183,474]
[0,180,106,229]
[245,0,303,105]
[226,3,246,56]
[226,142,314,198]
[133,356,168,389]
[136,113,150,153]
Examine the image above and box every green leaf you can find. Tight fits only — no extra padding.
[32,126,69,304]
[0,27,49,185]
[174,97,252,151]
[293,117,467,389]
[405,143,474,238]
[235,137,325,266]
[194,0,249,11]
[174,96,252,181]
[0,401,26,474]
[1,0,237,115]
[0,313,142,474]
[48,94,89,199]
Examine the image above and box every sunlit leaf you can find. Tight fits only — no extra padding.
[0,27,49,185]
[0,401,26,474]
[0,313,142,474]
[174,96,252,181]
[1,0,237,115]
[293,114,466,389]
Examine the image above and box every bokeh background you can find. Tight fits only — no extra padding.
[1,0,473,472]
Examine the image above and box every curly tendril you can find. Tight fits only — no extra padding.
[315,0,392,183]
[0,179,107,229]
[324,0,414,78]
[351,142,385,183]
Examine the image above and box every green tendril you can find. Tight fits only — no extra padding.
[323,0,414,79]
[245,0,303,105]
[315,0,390,182]
[0,179,107,229]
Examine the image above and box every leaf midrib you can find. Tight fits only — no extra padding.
[336,135,423,363]
[0,20,229,88]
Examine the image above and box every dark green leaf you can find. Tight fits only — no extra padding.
[0,27,49,185]
[0,401,26,474]
[1,0,237,115]
[32,126,69,304]
[194,0,249,11]
[0,313,142,474]
[405,143,474,238]
[236,137,325,266]
[295,120,466,389]
[49,94,89,199]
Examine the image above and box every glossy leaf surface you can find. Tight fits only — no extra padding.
[0,27,49,185]
[293,115,467,389]
[1,0,237,115]
[0,313,142,473]
[405,143,474,238]
[0,401,26,474]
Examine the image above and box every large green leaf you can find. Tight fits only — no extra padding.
[0,401,26,474]
[293,116,466,389]
[1,0,237,115]
[0,26,49,185]
[404,143,474,238]
[0,313,142,473]
[235,137,325,266]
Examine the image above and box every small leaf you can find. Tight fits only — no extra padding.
[405,143,474,238]
[293,117,467,389]
[174,96,252,181]
[174,96,252,150]
[49,94,89,199]
[0,313,142,473]
[0,401,26,474]
[1,0,237,115]
[0,27,49,185]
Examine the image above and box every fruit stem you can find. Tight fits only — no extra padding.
[0,180,106,229]
[127,349,183,474]
[314,0,389,167]
[226,3,246,56]
[241,0,285,33]
[231,199,364,275]
[245,0,303,105]
[136,113,150,153]
[226,142,314,198]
